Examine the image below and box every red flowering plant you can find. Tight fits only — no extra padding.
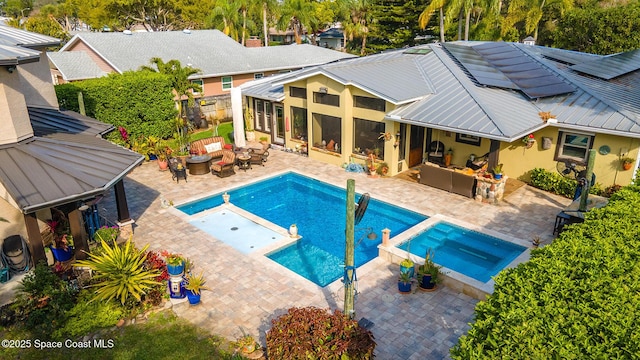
[522,134,535,144]
[161,250,185,267]
[146,251,169,281]
[46,218,74,250]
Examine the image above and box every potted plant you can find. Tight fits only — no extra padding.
[46,217,74,262]
[400,257,414,278]
[417,248,442,291]
[244,108,255,141]
[184,271,208,305]
[522,134,535,148]
[492,163,504,180]
[259,136,269,145]
[236,334,260,356]
[93,225,120,245]
[398,270,413,294]
[621,157,635,170]
[161,250,185,275]
[376,162,390,176]
[155,141,169,171]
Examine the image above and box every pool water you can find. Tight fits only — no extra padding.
[398,221,526,282]
[177,172,427,286]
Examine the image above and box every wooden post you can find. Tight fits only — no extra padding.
[68,209,89,260]
[344,179,355,319]
[23,212,46,265]
[78,92,86,116]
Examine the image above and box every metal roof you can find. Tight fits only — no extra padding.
[0,135,143,213]
[47,51,108,81]
[57,30,354,79]
[444,42,575,99]
[0,25,60,49]
[0,44,40,65]
[570,49,640,80]
[258,41,640,142]
[28,107,114,137]
[271,49,434,104]
[238,73,292,102]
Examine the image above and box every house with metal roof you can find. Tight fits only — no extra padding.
[241,41,640,189]
[48,29,354,125]
[0,26,144,266]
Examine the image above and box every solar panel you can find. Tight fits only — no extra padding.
[570,49,640,80]
[444,42,575,99]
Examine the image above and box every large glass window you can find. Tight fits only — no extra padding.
[290,86,307,99]
[313,92,340,106]
[556,131,594,163]
[354,95,385,112]
[353,118,385,159]
[313,113,342,153]
[254,99,264,131]
[190,79,203,95]
[291,107,308,141]
[221,76,233,90]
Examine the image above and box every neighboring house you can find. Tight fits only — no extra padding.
[242,41,640,188]
[0,26,144,266]
[318,28,344,50]
[48,29,352,121]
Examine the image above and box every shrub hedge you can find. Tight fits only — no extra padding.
[55,71,177,140]
[528,168,606,198]
[451,185,640,358]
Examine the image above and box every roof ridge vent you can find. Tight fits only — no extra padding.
[123,30,132,35]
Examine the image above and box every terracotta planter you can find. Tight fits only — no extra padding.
[158,160,168,171]
[623,162,633,170]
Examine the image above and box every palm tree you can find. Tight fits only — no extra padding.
[278,0,316,44]
[342,0,372,55]
[257,0,278,46]
[140,57,202,119]
[504,0,574,41]
[209,1,242,42]
[419,0,447,43]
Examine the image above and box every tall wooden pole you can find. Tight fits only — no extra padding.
[579,149,596,212]
[344,179,355,319]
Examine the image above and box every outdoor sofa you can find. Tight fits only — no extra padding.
[419,163,476,198]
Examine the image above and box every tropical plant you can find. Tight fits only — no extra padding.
[184,271,208,295]
[492,163,503,174]
[399,269,412,284]
[400,258,414,269]
[621,157,635,165]
[139,57,202,120]
[278,0,317,44]
[417,248,442,285]
[208,1,242,41]
[266,306,376,359]
[161,250,185,266]
[74,239,161,304]
[93,226,120,245]
[11,262,78,338]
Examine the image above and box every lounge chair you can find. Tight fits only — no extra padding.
[211,150,236,177]
[248,143,270,166]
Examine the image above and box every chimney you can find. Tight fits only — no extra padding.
[246,36,262,48]
[0,67,34,145]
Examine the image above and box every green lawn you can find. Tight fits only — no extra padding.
[4,311,241,360]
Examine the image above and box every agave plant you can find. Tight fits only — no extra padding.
[74,238,160,304]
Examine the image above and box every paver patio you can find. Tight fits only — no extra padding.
[99,149,572,359]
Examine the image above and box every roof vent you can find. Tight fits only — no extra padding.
[183,29,191,34]
[123,30,132,35]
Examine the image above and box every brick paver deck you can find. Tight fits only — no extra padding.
[99,149,571,359]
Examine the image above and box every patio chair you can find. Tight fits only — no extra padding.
[248,143,270,166]
[2,235,31,278]
[211,150,236,177]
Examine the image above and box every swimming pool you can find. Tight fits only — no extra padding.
[397,221,527,282]
[177,172,427,286]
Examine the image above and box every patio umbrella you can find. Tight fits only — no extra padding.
[231,88,246,148]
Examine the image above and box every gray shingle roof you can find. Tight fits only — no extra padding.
[248,41,640,141]
[0,44,40,65]
[48,51,108,81]
[58,30,354,79]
